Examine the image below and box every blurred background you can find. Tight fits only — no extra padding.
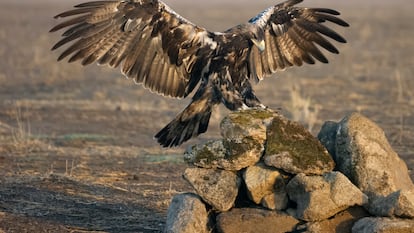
[1,0,413,151]
[0,0,413,231]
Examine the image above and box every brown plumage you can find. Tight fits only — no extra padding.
[50,0,349,147]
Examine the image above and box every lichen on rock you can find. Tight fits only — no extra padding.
[264,114,335,175]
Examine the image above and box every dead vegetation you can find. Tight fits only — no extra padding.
[0,1,413,232]
[2,107,52,155]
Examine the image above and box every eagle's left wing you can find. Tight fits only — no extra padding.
[50,0,215,98]
[248,0,349,81]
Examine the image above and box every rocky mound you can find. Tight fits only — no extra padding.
[165,109,414,233]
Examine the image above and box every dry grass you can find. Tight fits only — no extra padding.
[0,1,413,232]
[0,106,52,155]
[286,85,321,133]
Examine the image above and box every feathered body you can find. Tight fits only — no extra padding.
[50,0,349,147]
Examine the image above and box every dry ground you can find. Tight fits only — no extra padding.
[0,0,413,232]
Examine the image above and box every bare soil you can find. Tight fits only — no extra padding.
[0,1,413,232]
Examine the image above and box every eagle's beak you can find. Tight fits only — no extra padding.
[252,39,265,52]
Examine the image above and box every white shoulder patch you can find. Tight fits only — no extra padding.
[200,31,217,50]
[248,6,274,27]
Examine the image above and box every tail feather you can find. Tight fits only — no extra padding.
[155,104,212,147]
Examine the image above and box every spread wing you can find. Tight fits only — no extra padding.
[248,0,349,80]
[50,0,215,98]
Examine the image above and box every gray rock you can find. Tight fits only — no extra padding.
[184,139,261,171]
[317,120,339,158]
[243,162,288,210]
[219,109,276,170]
[352,217,414,233]
[335,113,414,197]
[216,208,299,233]
[184,140,229,169]
[165,193,209,233]
[264,114,335,175]
[220,109,275,143]
[286,172,368,221]
[368,189,414,218]
[261,190,289,211]
[305,206,370,233]
[183,168,240,211]
[185,109,277,171]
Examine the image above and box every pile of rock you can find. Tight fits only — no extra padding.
[165,109,414,233]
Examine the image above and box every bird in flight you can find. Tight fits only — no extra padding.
[50,0,349,147]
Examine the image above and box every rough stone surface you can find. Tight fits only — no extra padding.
[184,139,261,171]
[368,189,414,218]
[264,115,335,175]
[335,112,414,197]
[220,109,274,143]
[352,217,414,233]
[216,208,299,233]
[165,193,209,233]
[261,190,289,211]
[184,140,232,170]
[185,109,276,171]
[305,206,370,233]
[243,162,288,210]
[317,120,339,158]
[183,168,240,211]
[219,109,276,170]
[286,172,368,221]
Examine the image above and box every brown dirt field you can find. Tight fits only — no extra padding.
[0,0,413,232]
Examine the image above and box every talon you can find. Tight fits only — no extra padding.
[240,103,250,110]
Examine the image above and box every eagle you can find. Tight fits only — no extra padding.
[50,0,348,147]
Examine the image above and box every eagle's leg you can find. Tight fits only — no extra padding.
[242,89,266,109]
[240,80,267,109]
[215,75,248,111]
[220,91,248,111]
[218,78,267,111]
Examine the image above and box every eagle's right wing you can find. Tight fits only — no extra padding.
[50,0,216,98]
[248,0,349,81]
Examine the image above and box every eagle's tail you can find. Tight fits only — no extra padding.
[155,99,213,147]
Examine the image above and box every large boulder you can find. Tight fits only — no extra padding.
[321,113,414,217]
[334,113,414,196]
[286,172,367,221]
[305,206,370,233]
[317,120,339,158]
[216,208,299,233]
[185,109,275,171]
[352,217,414,233]
[184,139,261,171]
[184,140,232,170]
[165,193,209,233]
[220,109,274,144]
[243,162,289,210]
[220,109,275,170]
[264,114,335,175]
[183,168,240,211]
[368,189,414,218]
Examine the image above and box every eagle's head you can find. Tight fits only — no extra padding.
[247,24,265,52]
